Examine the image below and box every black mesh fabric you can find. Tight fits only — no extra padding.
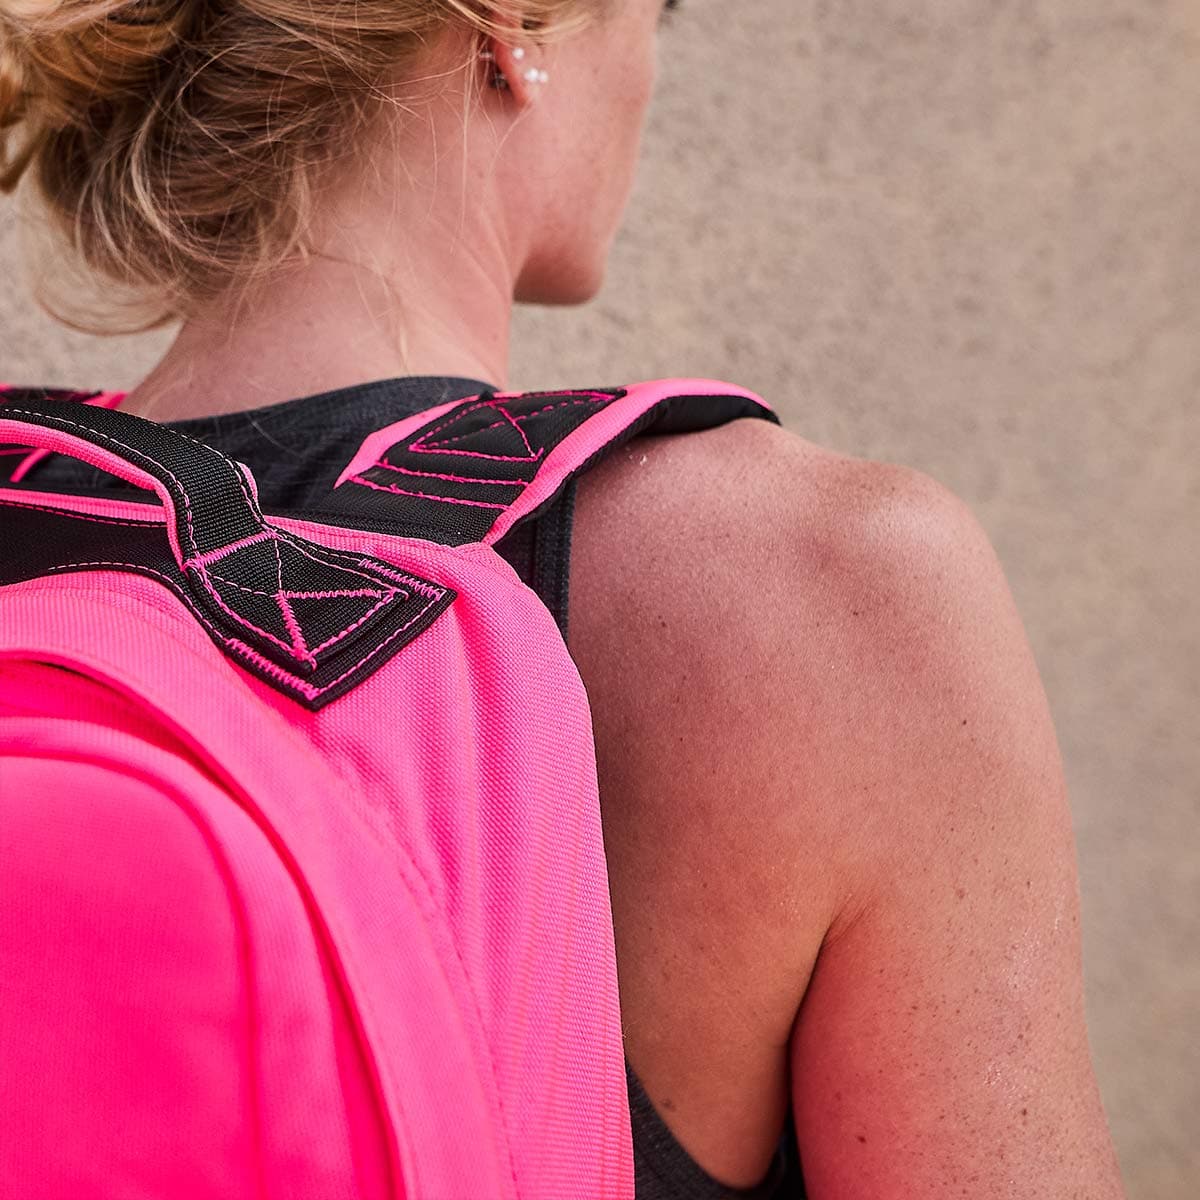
[627,1063,804,1199]
[328,386,625,544]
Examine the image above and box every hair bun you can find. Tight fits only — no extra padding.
[0,1,70,19]
[1,1,188,132]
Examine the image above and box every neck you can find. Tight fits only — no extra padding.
[120,58,526,423]
[120,240,514,423]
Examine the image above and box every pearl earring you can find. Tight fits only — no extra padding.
[483,45,548,89]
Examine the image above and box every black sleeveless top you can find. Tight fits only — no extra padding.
[10,374,805,1198]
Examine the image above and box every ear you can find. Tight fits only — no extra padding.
[483,34,550,107]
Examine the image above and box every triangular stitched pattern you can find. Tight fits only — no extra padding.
[408,397,543,462]
[286,591,400,658]
[202,568,301,658]
[327,387,626,546]
[188,529,423,670]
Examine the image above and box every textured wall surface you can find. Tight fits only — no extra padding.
[2,2,1196,1195]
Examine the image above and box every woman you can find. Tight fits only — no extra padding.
[0,0,1126,1195]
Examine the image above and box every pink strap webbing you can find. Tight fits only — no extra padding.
[334,378,776,547]
[0,385,127,484]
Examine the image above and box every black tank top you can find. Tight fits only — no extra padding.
[8,374,805,1198]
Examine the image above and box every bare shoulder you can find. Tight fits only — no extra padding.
[571,412,993,613]
[568,415,1121,1196]
[570,410,1051,897]
[568,412,1014,757]
[568,408,1017,855]
[566,414,1046,1182]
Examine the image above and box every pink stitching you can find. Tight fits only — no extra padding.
[275,590,308,660]
[272,525,401,585]
[284,586,392,600]
[2,487,419,661]
[193,527,432,662]
[272,527,428,610]
[2,390,122,483]
[407,396,608,455]
[140,405,265,528]
[213,526,392,591]
[3,403,467,688]
[0,497,158,528]
[403,447,545,463]
[346,475,508,509]
[363,460,529,489]
[41,560,199,627]
[523,395,612,415]
[244,584,446,700]
[270,537,300,657]
[5,403,273,560]
[185,529,274,569]
[33,556,451,701]
[44,559,176,577]
[4,405,202,557]
[306,592,405,659]
[269,529,425,651]
[196,573,281,599]
[361,561,449,600]
[212,572,415,662]
[490,387,617,403]
[408,396,538,455]
[291,587,395,601]
[405,397,510,448]
[189,571,404,653]
[189,574,394,604]
[188,559,310,664]
[7,478,426,669]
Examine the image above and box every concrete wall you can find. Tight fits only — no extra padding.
[2,2,1196,1194]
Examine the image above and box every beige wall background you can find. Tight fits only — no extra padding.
[2,2,1196,1195]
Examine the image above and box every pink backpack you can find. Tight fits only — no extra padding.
[0,378,776,1198]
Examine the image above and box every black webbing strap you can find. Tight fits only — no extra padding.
[0,396,264,562]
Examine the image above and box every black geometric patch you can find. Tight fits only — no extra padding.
[337,388,625,544]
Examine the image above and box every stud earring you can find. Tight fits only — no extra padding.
[484,46,549,90]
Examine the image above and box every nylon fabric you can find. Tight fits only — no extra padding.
[0,375,797,1198]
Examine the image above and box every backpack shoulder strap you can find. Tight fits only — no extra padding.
[330,378,779,547]
[0,384,127,483]
[0,394,457,710]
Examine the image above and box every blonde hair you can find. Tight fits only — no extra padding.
[0,0,601,333]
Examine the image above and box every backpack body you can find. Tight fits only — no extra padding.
[0,379,778,1198]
